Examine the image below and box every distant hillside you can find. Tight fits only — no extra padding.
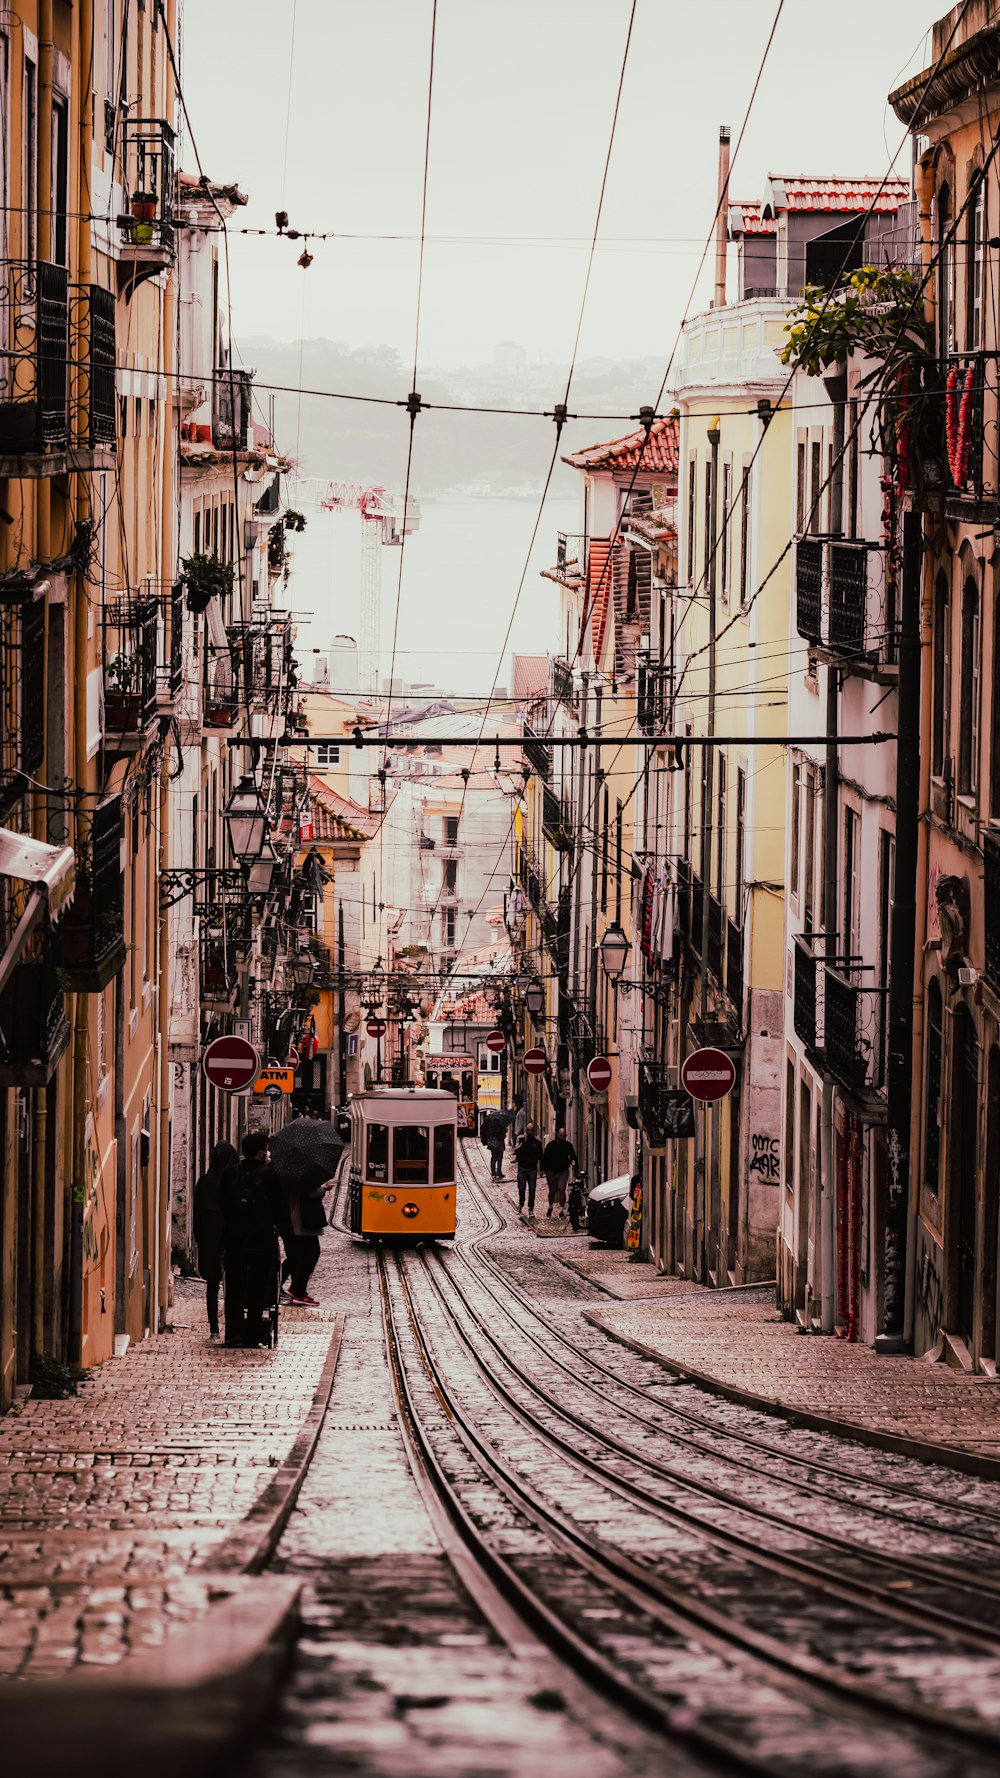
[238,337,669,495]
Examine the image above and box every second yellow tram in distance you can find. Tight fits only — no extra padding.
[421,1053,478,1136]
[347,1087,458,1241]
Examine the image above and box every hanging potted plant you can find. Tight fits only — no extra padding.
[104,653,143,732]
[181,552,234,615]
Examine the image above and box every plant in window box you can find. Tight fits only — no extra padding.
[284,510,307,534]
[105,653,143,732]
[182,553,234,616]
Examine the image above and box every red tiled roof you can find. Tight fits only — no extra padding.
[563,415,679,478]
[763,176,909,217]
[511,654,549,700]
[729,201,776,238]
[306,775,381,842]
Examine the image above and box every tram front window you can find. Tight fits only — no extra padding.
[441,1072,459,1098]
[394,1124,430,1183]
[366,1124,389,1182]
[433,1125,455,1183]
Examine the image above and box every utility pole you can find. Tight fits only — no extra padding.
[337,899,347,1108]
[699,424,720,1279]
[879,507,921,1351]
[820,372,846,1334]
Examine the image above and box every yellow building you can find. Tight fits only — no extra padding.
[0,1,177,1406]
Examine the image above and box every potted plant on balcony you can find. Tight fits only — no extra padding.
[181,552,234,616]
[104,653,143,732]
[129,190,157,244]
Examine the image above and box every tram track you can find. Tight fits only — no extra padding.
[377,1238,1000,1776]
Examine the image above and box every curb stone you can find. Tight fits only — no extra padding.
[584,1308,1000,1484]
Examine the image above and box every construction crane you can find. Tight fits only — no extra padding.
[288,478,420,694]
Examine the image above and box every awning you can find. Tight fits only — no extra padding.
[0,829,76,921]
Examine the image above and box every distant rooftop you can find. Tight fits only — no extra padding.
[563,414,679,477]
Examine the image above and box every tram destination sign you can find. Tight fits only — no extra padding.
[522,1046,547,1076]
[680,1047,737,1103]
[485,1030,506,1054]
[203,1035,260,1094]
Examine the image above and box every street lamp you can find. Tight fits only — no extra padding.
[523,978,545,1019]
[224,775,269,863]
[599,920,630,985]
[246,842,278,899]
[289,952,314,989]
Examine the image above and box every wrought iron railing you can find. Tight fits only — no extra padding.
[636,651,669,734]
[985,830,1000,996]
[0,260,69,454]
[523,722,552,781]
[726,917,743,1015]
[793,932,822,1052]
[203,640,245,729]
[21,601,45,776]
[60,797,126,992]
[824,963,886,1094]
[689,870,703,956]
[707,894,724,982]
[828,540,867,655]
[549,655,576,715]
[119,118,175,256]
[795,538,823,645]
[794,535,887,663]
[213,365,252,452]
[70,282,116,447]
[0,930,69,1080]
[103,599,159,735]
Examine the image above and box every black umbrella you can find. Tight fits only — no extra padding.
[268,1118,345,1191]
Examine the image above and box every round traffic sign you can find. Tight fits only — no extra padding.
[485,1029,506,1055]
[586,1054,613,1093]
[203,1034,260,1093]
[287,1045,300,1070]
[522,1046,547,1076]
[366,1018,387,1038]
[680,1046,736,1103]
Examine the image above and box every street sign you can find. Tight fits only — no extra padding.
[681,1046,736,1103]
[287,1045,301,1070]
[202,1034,260,1094]
[252,1065,295,1096]
[645,1087,697,1143]
[485,1030,506,1054]
[366,1018,387,1038]
[586,1054,613,1094]
[522,1046,547,1076]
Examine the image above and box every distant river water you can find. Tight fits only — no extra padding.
[285,492,579,697]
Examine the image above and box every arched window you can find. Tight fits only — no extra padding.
[959,574,980,795]
[937,181,953,356]
[968,174,985,352]
[923,977,943,1196]
[932,569,950,778]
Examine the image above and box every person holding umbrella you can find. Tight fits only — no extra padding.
[268,1117,345,1305]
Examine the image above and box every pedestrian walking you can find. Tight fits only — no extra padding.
[481,1107,513,1179]
[510,1093,527,1157]
[513,1123,543,1218]
[541,1127,577,1218]
[192,1140,238,1340]
[280,1176,334,1305]
[221,1132,286,1347]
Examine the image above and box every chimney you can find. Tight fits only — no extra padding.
[713,125,731,309]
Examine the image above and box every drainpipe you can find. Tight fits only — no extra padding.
[157,243,177,1332]
[712,126,731,310]
[819,373,847,1332]
[572,675,589,1167]
[699,424,720,1278]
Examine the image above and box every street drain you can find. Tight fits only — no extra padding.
[325,1420,396,1432]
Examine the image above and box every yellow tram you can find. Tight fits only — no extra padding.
[421,1053,478,1136]
[347,1088,458,1241]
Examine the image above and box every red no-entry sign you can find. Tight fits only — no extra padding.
[485,1029,506,1054]
[202,1034,260,1093]
[366,1018,387,1038]
[586,1054,613,1093]
[681,1046,736,1103]
[522,1046,547,1076]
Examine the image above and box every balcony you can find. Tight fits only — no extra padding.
[726,917,744,1015]
[200,904,252,1014]
[0,260,69,471]
[675,856,690,941]
[60,797,126,992]
[21,601,45,777]
[523,722,552,782]
[639,1051,695,1144]
[213,366,253,453]
[228,620,292,713]
[707,894,724,982]
[549,656,576,716]
[72,283,117,453]
[550,534,585,587]
[793,933,823,1052]
[103,599,159,749]
[0,935,70,1086]
[155,582,185,712]
[943,352,987,495]
[985,830,1000,996]
[117,119,176,293]
[203,640,245,734]
[794,535,890,671]
[689,871,703,957]
[636,651,669,735]
[824,963,886,1096]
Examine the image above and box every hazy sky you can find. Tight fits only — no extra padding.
[182,0,936,372]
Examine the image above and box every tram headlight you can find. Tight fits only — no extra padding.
[402,1202,419,1219]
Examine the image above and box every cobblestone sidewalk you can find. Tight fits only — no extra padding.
[588,1287,1000,1473]
[0,1280,341,1681]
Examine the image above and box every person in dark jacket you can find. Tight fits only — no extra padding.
[221,1132,286,1347]
[513,1124,543,1218]
[193,1141,238,1339]
[481,1107,513,1180]
[541,1127,577,1218]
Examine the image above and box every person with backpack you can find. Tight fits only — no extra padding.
[192,1140,238,1340]
[541,1126,577,1219]
[513,1122,543,1220]
[221,1132,286,1347]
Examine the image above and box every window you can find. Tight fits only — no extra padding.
[924,979,943,1196]
[366,1123,389,1182]
[703,453,714,582]
[739,459,751,605]
[877,831,894,1086]
[686,456,697,583]
[50,91,69,266]
[444,907,456,947]
[444,815,459,845]
[715,754,726,902]
[24,56,37,265]
[803,767,815,936]
[600,784,609,913]
[394,1124,429,1183]
[134,396,143,437]
[968,175,985,352]
[443,858,457,894]
[937,181,953,356]
[720,460,732,604]
[194,510,201,555]
[615,799,623,923]
[848,399,860,536]
[932,569,950,778]
[959,575,980,795]
[148,397,156,435]
[735,767,746,920]
[799,1079,812,1208]
[790,762,801,901]
[433,1124,455,1183]
[119,395,128,438]
[809,439,822,530]
[785,1058,796,1192]
[314,742,341,768]
[842,807,859,958]
[796,441,807,533]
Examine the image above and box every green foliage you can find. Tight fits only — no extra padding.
[30,1356,90,1399]
[780,266,930,377]
[283,509,307,534]
[181,553,235,600]
[105,652,138,694]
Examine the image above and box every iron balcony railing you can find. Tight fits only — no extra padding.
[0,260,69,454]
[103,598,159,736]
[213,365,253,453]
[794,535,889,664]
[675,856,690,941]
[71,282,116,447]
[824,963,886,1095]
[707,894,724,983]
[549,655,576,715]
[0,930,70,1085]
[793,932,824,1052]
[636,650,669,735]
[726,917,744,1016]
[689,871,703,957]
[984,829,1000,996]
[120,118,175,256]
[523,722,553,782]
[639,1050,695,1143]
[60,797,126,993]
[553,534,585,583]
[21,601,45,776]
[203,640,245,730]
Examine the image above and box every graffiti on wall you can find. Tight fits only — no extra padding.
[916,1242,944,1342]
[748,1133,780,1181]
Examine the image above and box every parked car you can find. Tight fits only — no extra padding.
[586,1173,631,1247]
